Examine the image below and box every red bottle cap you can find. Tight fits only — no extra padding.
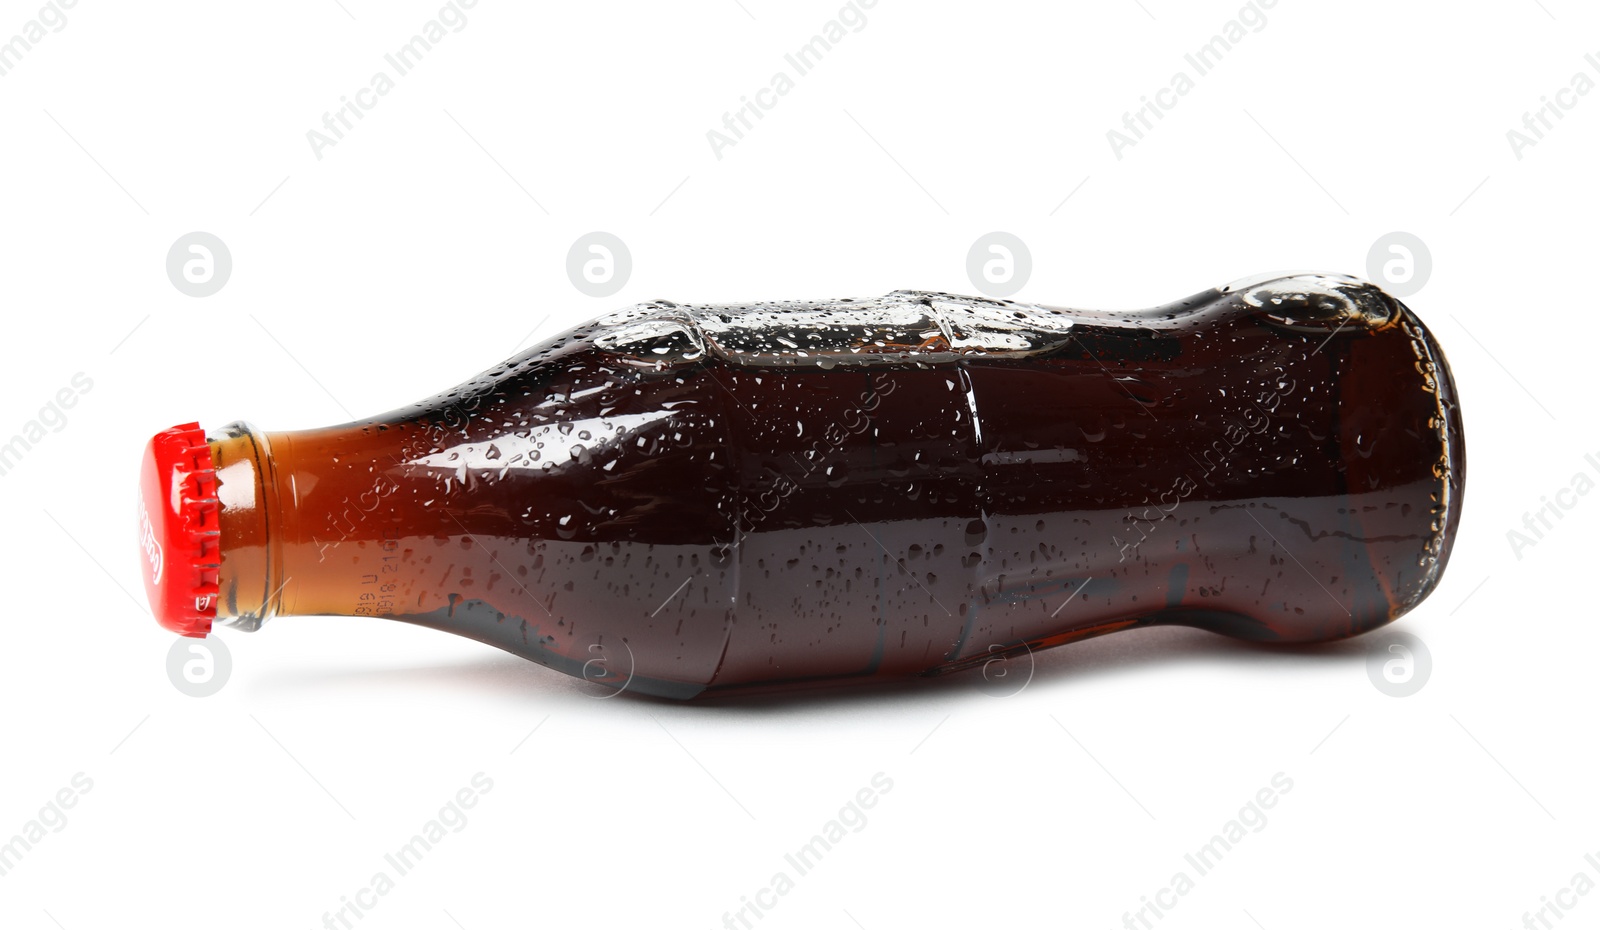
[138,423,221,637]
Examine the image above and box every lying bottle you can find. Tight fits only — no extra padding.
[138,273,1465,699]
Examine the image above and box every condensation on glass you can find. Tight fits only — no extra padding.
[168,273,1464,699]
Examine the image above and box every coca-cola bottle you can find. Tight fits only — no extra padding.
[137,273,1464,698]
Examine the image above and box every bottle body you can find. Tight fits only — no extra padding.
[188,274,1463,699]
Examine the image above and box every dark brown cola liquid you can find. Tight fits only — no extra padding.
[209,274,1464,699]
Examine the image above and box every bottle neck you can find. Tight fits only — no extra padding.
[209,418,441,629]
[210,422,284,631]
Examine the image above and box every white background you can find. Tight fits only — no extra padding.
[1,1,1595,928]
